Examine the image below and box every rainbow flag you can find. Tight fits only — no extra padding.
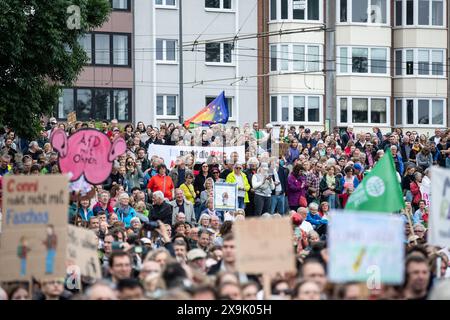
[183,91,229,128]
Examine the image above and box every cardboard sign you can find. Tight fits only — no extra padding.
[328,211,405,284]
[213,183,238,211]
[429,167,450,247]
[234,217,296,274]
[51,128,126,185]
[147,144,245,168]
[67,112,77,125]
[0,175,69,281]
[67,225,101,279]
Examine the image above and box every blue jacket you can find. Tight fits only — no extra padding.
[78,208,94,222]
[115,206,137,228]
[306,211,328,226]
[340,176,359,191]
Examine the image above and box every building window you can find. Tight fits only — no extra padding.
[205,96,233,119]
[270,43,322,72]
[205,42,233,64]
[395,0,444,26]
[338,47,388,75]
[394,98,445,126]
[78,34,92,64]
[86,33,131,66]
[338,97,388,125]
[156,95,177,117]
[270,0,321,22]
[339,0,388,24]
[111,0,130,10]
[156,39,177,62]
[271,96,278,122]
[270,95,322,123]
[95,34,110,65]
[205,0,231,10]
[57,88,130,121]
[155,0,176,6]
[394,48,445,77]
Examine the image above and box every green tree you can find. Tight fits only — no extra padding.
[0,0,111,139]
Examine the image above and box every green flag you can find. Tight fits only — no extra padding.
[345,149,405,213]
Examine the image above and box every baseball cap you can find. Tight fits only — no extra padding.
[353,163,363,171]
[140,238,152,245]
[304,128,311,133]
[291,213,303,226]
[187,248,207,262]
[266,123,273,129]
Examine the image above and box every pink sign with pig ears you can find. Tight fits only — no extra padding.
[51,128,126,185]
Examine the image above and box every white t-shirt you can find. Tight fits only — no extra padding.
[300,220,314,234]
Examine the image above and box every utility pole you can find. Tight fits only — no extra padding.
[179,0,184,125]
[325,0,336,133]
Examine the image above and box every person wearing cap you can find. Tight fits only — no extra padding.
[187,248,207,274]
[26,141,43,162]
[225,162,250,210]
[299,128,317,151]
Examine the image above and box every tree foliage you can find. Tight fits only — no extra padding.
[0,0,111,139]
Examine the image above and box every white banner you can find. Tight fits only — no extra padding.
[147,144,245,168]
[429,167,450,247]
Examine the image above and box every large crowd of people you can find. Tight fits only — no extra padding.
[1,117,450,300]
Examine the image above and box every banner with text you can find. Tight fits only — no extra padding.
[148,144,245,168]
[0,175,69,281]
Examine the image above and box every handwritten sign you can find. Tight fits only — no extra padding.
[429,167,450,247]
[67,112,77,125]
[67,225,101,279]
[51,128,126,185]
[328,211,405,284]
[0,175,69,281]
[234,217,296,274]
[147,144,245,168]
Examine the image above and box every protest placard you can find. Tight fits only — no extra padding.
[234,217,296,274]
[67,111,77,125]
[213,183,238,211]
[429,167,450,247]
[0,175,69,281]
[66,225,101,279]
[148,144,245,168]
[328,211,405,284]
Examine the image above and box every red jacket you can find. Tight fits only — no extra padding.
[410,181,422,205]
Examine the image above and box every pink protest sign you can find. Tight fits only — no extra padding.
[51,129,126,185]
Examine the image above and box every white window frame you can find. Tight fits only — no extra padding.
[155,0,177,9]
[269,0,323,23]
[156,95,178,119]
[337,96,390,126]
[205,96,235,120]
[337,46,389,76]
[394,0,446,28]
[337,0,390,25]
[269,43,323,73]
[394,98,446,127]
[205,42,234,66]
[205,0,234,12]
[394,48,446,78]
[270,94,323,124]
[155,39,178,64]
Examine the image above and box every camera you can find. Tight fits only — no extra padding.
[142,220,159,231]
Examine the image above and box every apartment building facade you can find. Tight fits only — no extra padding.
[57,0,134,123]
[263,0,449,134]
[134,0,258,127]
